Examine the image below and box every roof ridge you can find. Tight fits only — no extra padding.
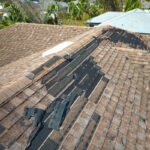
[15,23,91,28]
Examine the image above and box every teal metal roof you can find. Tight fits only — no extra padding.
[87,9,150,34]
[98,9,150,34]
[86,11,125,24]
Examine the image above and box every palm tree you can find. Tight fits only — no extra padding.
[101,0,122,11]
[8,4,28,23]
[88,5,100,18]
[45,3,59,24]
[68,1,78,19]
[68,0,89,20]
[1,4,28,28]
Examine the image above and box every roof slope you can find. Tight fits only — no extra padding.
[0,26,150,150]
[0,23,91,68]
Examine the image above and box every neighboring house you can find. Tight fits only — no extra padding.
[86,8,150,34]
[86,11,126,27]
[39,0,68,12]
[0,7,9,18]
[141,0,150,9]
[15,0,44,23]
[0,4,3,10]
[0,4,3,21]
[16,0,68,23]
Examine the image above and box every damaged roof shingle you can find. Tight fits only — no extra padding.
[0,24,150,150]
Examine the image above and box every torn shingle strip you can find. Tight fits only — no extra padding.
[40,36,101,88]
[44,38,100,95]
[47,61,100,129]
[43,56,61,67]
[26,38,102,150]
[40,94,87,150]
[48,101,68,130]
[23,107,45,127]
[31,66,44,76]
[31,56,61,76]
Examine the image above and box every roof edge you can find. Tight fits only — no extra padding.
[0,76,32,106]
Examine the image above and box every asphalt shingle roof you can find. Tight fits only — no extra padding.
[0,24,150,150]
[0,23,91,90]
[0,23,91,68]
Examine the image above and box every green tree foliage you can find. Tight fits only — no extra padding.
[1,4,28,28]
[68,0,102,20]
[1,16,12,26]
[4,2,11,8]
[88,5,100,18]
[7,4,28,23]
[0,0,12,4]
[100,0,122,11]
[68,1,79,19]
[125,0,142,11]
[44,3,59,24]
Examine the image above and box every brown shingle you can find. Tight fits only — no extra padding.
[0,25,150,150]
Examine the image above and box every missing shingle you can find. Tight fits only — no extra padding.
[40,139,58,150]
[89,56,94,60]
[141,64,144,68]
[125,56,129,60]
[75,112,101,150]
[92,113,101,122]
[102,76,109,83]
[32,66,44,76]
[43,56,60,67]
[142,118,146,123]
[102,29,107,34]
[0,144,5,150]
[130,44,135,49]
[128,77,132,80]
[73,73,79,81]
[27,37,101,150]
[130,100,134,104]
[0,124,5,135]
